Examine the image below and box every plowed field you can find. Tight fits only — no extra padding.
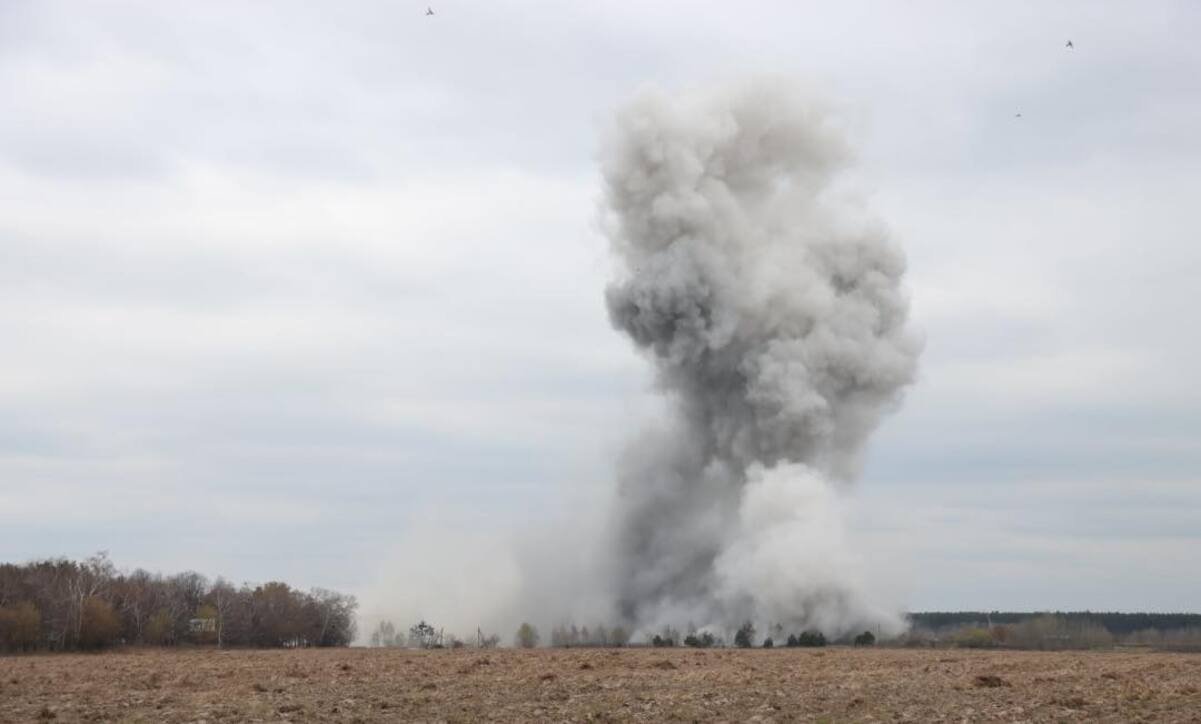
[2,646,1200,722]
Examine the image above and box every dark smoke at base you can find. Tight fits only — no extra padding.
[601,79,921,638]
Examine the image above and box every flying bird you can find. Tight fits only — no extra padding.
[426,7,434,15]
[1066,40,1074,49]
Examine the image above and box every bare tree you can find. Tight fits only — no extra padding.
[207,578,239,648]
[310,588,358,647]
[371,620,398,647]
[408,620,441,648]
[68,552,115,647]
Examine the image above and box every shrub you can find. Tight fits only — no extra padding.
[515,622,539,648]
[954,627,994,649]
[79,597,120,649]
[734,622,755,648]
[796,631,826,647]
[651,634,675,647]
[144,609,174,645]
[762,638,773,648]
[853,631,876,646]
[0,602,41,652]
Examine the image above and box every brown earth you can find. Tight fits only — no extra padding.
[2,646,1200,722]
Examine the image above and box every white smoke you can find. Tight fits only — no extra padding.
[712,464,901,636]
[361,78,918,644]
[601,78,920,638]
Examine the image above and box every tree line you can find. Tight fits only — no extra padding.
[906,612,1201,651]
[644,622,856,649]
[368,619,502,649]
[908,611,1201,636]
[0,553,356,652]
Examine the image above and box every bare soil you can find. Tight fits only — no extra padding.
[2,646,1200,722]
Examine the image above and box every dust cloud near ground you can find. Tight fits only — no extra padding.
[2,647,1199,722]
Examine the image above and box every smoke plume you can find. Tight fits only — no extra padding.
[601,79,921,637]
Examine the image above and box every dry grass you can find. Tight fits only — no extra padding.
[2,646,1200,722]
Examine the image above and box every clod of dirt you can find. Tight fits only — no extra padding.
[420,682,437,690]
[579,662,594,670]
[339,663,352,671]
[277,703,303,713]
[251,682,268,693]
[540,672,558,682]
[457,657,493,674]
[1100,672,1119,680]
[176,674,200,688]
[974,675,1011,688]
[651,660,678,670]
[37,707,56,720]
[1053,696,1088,709]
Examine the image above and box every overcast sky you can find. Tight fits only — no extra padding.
[2,0,1199,615]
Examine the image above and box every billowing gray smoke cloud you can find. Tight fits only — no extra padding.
[601,79,921,637]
